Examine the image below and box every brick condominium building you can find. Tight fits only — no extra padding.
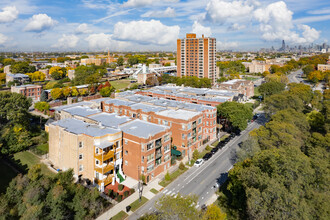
[11,84,43,102]
[49,105,171,191]
[177,33,217,83]
[48,94,218,190]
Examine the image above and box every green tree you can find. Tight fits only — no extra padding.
[10,62,36,73]
[40,90,48,102]
[117,56,124,66]
[155,194,199,220]
[263,92,304,115]
[306,110,325,132]
[192,149,199,160]
[99,86,115,97]
[302,65,314,76]
[258,81,285,97]
[217,102,253,131]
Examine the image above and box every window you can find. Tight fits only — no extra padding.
[198,118,202,124]
[206,121,209,126]
[79,165,83,172]
[79,154,83,160]
[163,120,168,126]
[116,153,120,160]
[125,150,128,155]
[132,113,136,118]
[79,142,83,148]
[105,106,109,111]
[199,127,201,133]
[125,160,128,165]
[147,142,154,151]
[182,124,186,130]
[147,164,154,172]
[164,154,170,162]
[147,154,154,162]
[125,139,128,144]
[187,123,191,130]
[164,144,170,153]
[182,134,186,140]
[95,148,99,154]
[95,159,99,165]
[164,134,170,142]
[142,156,144,163]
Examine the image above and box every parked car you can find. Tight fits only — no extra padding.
[211,147,218,154]
[194,159,204,167]
[203,153,212,161]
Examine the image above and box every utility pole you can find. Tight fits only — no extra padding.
[138,166,143,202]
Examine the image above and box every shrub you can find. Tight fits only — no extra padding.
[165,172,171,181]
[193,149,199,160]
[130,188,135,194]
[141,175,146,184]
[124,191,129,198]
[108,189,113,197]
[205,145,211,151]
[118,184,124,191]
[117,195,122,202]
[179,162,185,170]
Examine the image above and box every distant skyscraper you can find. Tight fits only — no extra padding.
[177,33,217,83]
[280,40,286,51]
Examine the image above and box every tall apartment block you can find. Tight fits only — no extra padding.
[177,33,217,83]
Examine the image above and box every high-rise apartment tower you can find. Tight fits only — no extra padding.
[177,33,217,83]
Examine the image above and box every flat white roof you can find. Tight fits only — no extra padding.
[155,109,201,120]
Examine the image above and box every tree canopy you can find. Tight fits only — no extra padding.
[217,102,253,131]
[258,81,285,97]
[0,166,109,219]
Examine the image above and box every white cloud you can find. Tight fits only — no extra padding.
[123,0,178,8]
[0,33,8,45]
[217,41,239,50]
[205,0,255,24]
[308,8,330,15]
[299,24,320,43]
[254,1,320,44]
[24,14,57,32]
[52,34,79,49]
[228,23,246,31]
[85,33,132,51]
[192,21,212,37]
[0,6,19,23]
[113,19,180,45]
[75,23,92,34]
[141,7,175,18]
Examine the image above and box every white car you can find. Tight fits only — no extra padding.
[194,159,204,167]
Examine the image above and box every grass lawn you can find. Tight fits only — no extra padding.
[31,143,49,156]
[130,196,149,212]
[254,87,260,97]
[110,80,132,90]
[0,160,18,193]
[212,141,219,147]
[159,167,188,187]
[150,188,159,194]
[13,151,55,177]
[111,211,128,220]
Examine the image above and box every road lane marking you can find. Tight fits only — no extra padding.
[162,189,168,194]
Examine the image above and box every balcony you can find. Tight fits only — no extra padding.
[95,162,114,174]
[94,150,114,161]
[95,174,114,186]
[155,152,162,159]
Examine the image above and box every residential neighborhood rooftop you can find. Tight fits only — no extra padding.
[119,119,169,139]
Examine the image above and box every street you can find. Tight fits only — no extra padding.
[128,115,267,220]
[287,69,304,83]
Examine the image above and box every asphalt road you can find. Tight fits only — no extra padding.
[287,69,304,83]
[128,115,267,220]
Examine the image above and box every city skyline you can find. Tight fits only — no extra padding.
[0,0,330,52]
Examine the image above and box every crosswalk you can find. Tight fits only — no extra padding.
[162,189,180,197]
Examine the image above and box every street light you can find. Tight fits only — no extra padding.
[138,166,143,202]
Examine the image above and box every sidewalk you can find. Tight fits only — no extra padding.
[96,139,216,220]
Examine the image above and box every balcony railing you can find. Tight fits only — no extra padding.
[94,150,114,161]
[95,174,114,186]
[95,162,114,174]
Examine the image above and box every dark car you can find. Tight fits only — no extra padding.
[211,147,218,154]
[229,133,236,138]
[203,152,212,161]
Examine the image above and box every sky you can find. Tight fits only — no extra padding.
[0,0,329,52]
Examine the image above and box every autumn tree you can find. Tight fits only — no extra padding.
[51,88,63,100]
[34,102,50,112]
[258,81,285,97]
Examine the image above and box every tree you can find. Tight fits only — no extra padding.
[10,62,36,73]
[40,90,48,102]
[49,66,66,80]
[306,110,325,132]
[302,65,314,76]
[202,204,226,220]
[155,194,199,220]
[288,83,313,104]
[99,86,115,97]
[236,138,260,162]
[51,88,63,100]
[258,81,285,97]
[0,167,108,219]
[26,71,46,81]
[263,92,304,115]
[307,70,323,83]
[192,149,199,160]
[217,102,253,131]
[146,76,158,86]
[71,87,79,96]
[117,56,124,66]
[34,102,50,112]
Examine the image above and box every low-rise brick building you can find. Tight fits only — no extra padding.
[11,84,42,102]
